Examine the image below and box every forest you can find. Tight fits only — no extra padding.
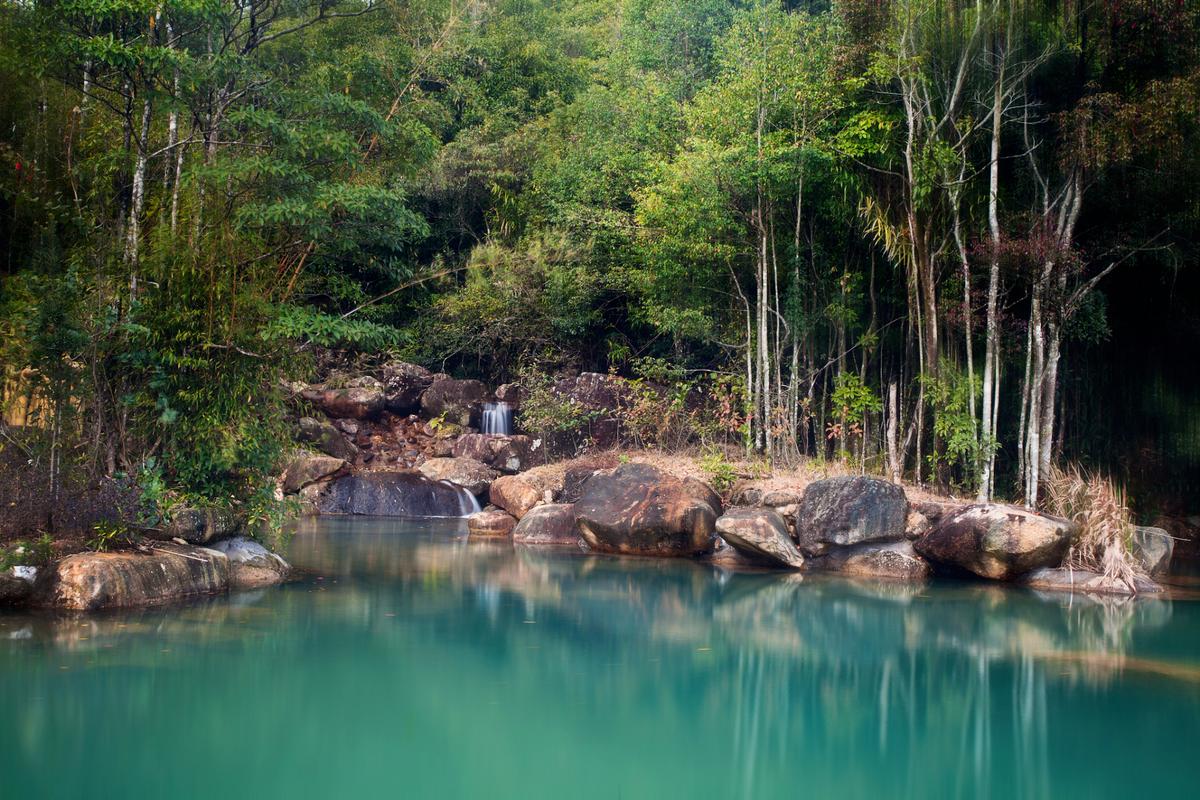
[1,0,1198,529]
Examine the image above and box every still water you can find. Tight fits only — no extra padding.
[2,516,1199,799]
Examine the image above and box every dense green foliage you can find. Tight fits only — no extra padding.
[2,0,1198,522]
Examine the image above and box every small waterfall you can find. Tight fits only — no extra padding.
[457,486,482,516]
[481,401,514,435]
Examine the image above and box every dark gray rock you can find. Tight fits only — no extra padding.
[1131,526,1174,577]
[420,378,488,426]
[315,472,474,517]
[715,508,804,569]
[795,476,908,555]
[382,361,434,413]
[0,572,33,605]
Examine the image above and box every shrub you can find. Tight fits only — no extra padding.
[1044,464,1145,591]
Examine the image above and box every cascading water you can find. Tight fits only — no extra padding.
[452,483,482,516]
[481,401,514,435]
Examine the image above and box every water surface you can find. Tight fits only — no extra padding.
[2,516,1199,799]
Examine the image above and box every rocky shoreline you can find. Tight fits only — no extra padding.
[1,361,1176,611]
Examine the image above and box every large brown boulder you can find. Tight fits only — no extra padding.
[301,378,386,419]
[418,457,498,496]
[808,540,931,581]
[210,537,290,589]
[420,378,488,426]
[297,416,358,461]
[795,476,908,555]
[513,504,581,546]
[467,510,517,537]
[282,453,346,494]
[914,504,1075,581]
[452,434,536,474]
[382,361,434,413]
[575,463,718,557]
[33,546,229,610]
[489,474,547,519]
[715,508,803,569]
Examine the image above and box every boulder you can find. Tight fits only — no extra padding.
[734,486,765,506]
[211,537,290,589]
[0,572,33,605]
[914,504,1075,581]
[298,416,358,461]
[420,378,488,426]
[382,361,434,413]
[1023,567,1163,596]
[495,383,521,404]
[808,540,931,581]
[512,504,581,546]
[315,472,475,517]
[302,379,386,419]
[560,458,619,503]
[575,463,718,557]
[762,488,802,507]
[418,457,498,496]
[282,453,346,494]
[452,434,536,474]
[489,474,546,519]
[715,508,804,569]
[148,506,239,545]
[1130,526,1174,577]
[33,546,229,610]
[467,510,517,537]
[795,476,908,555]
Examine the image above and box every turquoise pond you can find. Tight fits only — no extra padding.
[2,516,1199,799]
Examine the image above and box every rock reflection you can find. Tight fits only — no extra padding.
[1,517,1196,799]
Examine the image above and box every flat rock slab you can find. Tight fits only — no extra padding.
[34,547,230,610]
[1023,567,1163,596]
[715,508,803,569]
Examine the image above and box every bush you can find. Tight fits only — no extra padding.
[1044,464,1145,591]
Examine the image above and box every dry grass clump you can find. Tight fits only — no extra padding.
[1044,464,1145,592]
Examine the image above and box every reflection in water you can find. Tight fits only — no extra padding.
[1,515,1198,800]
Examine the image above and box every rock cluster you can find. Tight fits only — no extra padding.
[276,359,1172,600]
